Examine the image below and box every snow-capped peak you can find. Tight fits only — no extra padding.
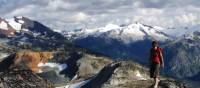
[65,23,171,43]
[0,16,63,39]
[5,16,27,32]
[6,19,22,32]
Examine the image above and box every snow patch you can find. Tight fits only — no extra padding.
[71,74,78,81]
[38,62,67,72]
[56,79,90,88]
[17,20,25,24]
[0,53,9,59]
[6,18,22,31]
[56,75,96,88]
[16,16,23,19]
[134,70,146,80]
[53,29,62,33]
[0,21,8,30]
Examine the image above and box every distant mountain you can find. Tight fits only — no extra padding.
[64,23,173,64]
[0,16,67,51]
[65,23,172,42]
[164,31,200,79]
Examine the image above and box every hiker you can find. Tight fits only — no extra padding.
[149,41,164,88]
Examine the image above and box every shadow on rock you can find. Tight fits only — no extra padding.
[82,62,121,88]
[60,52,83,79]
[0,53,15,72]
[159,80,187,88]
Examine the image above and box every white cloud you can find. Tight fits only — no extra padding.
[176,13,200,26]
[45,0,71,11]
[1,0,200,30]
[72,12,90,22]
[7,5,35,17]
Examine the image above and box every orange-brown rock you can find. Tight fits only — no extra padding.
[0,51,53,73]
[13,51,53,73]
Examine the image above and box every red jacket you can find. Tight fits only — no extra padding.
[150,47,162,64]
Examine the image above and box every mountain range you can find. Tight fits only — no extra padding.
[0,16,198,88]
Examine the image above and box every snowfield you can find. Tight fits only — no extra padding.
[6,18,22,32]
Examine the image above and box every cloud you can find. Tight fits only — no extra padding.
[72,12,90,22]
[7,4,35,17]
[0,0,200,30]
[45,0,71,11]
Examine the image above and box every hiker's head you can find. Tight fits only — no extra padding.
[152,41,158,47]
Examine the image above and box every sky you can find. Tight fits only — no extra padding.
[0,0,200,31]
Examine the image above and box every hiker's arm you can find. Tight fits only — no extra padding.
[160,52,164,67]
[149,51,152,65]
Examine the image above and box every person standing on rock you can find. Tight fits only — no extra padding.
[149,41,164,88]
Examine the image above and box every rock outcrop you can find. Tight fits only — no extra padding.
[0,69,53,88]
[0,51,54,88]
[81,62,121,88]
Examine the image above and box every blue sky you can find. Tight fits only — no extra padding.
[0,0,200,30]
